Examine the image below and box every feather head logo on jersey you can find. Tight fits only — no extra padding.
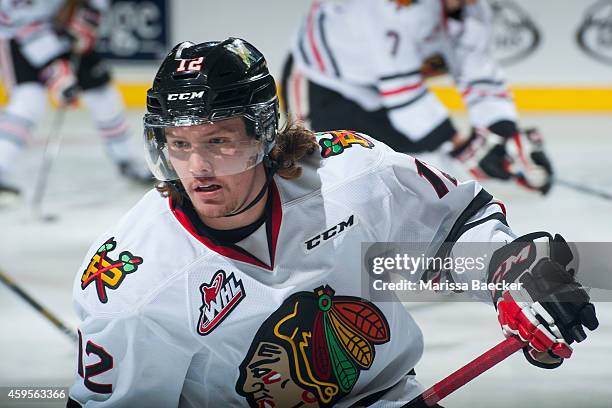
[317,130,374,158]
[236,285,390,407]
[197,270,246,336]
[81,238,143,304]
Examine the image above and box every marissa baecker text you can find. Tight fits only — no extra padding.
[371,279,522,292]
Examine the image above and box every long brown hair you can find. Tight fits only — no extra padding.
[155,119,318,201]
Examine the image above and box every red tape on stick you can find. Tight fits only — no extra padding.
[404,336,525,407]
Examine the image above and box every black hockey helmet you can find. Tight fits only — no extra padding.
[143,38,279,181]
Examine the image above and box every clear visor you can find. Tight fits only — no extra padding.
[143,115,265,180]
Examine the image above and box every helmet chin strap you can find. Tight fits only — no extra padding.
[223,156,278,218]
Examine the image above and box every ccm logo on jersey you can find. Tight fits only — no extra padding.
[197,270,245,336]
[304,214,356,252]
[167,91,205,101]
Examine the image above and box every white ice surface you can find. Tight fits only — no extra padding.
[0,111,610,407]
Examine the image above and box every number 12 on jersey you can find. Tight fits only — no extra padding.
[77,330,114,394]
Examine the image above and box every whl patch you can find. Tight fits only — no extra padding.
[81,238,143,304]
[197,270,246,335]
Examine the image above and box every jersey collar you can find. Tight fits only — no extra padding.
[169,180,282,271]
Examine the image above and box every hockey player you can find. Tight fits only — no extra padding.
[0,0,151,201]
[282,0,553,195]
[68,38,598,407]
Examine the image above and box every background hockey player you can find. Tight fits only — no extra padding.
[0,0,151,201]
[282,0,553,195]
[68,38,598,407]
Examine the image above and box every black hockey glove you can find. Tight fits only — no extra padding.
[420,53,449,79]
[450,127,553,194]
[40,58,79,107]
[487,232,599,369]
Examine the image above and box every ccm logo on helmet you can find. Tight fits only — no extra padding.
[167,91,205,101]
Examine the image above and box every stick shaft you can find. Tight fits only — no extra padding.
[0,269,77,343]
[556,178,612,201]
[404,336,524,407]
[31,109,66,217]
[31,55,82,218]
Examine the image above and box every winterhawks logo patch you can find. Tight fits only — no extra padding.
[236,285,390,407]
[318,130,374,158]
[81,238,143,304]
[197,270,246,335]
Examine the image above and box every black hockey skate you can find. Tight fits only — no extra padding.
[0,178,21,207]
[118,161,154,186]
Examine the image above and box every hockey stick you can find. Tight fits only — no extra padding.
[0,267,77,344]
[555,177,612,201]
[30,108,67,222]
[30,52,83,221]
[402,336,525,407]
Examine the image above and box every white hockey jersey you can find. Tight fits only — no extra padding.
[0,0,108,67]
[69,130,513,407]
[290,0,517,142]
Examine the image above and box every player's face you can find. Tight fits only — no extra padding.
[165,118,266,220]
[240,342,319,408]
